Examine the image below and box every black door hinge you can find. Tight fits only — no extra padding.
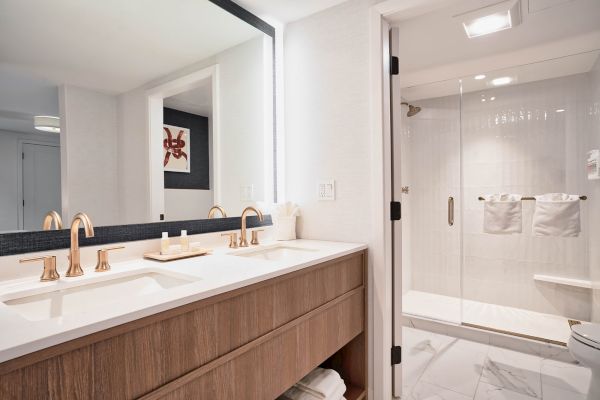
[391,345,402,365]
[390,56,399,76]
[390,201,401,221]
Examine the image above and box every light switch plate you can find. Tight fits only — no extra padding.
[241,185,254,201]
[318,180,335,201]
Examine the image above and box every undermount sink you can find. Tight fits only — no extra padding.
[2,271,198,321]
[233,245,319,261]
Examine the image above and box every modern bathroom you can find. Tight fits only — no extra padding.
[0,0,599,399]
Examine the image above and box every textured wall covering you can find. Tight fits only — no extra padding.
[0,215,271,257]
[402,73,595,321]
[163,107,210,190]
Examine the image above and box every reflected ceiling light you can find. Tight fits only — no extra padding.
[491,77,512,86]
[474,74,486,80]
[556,109,565,113]
[490,97,496,101]
[34,116,60,133]
[458,0,522,39]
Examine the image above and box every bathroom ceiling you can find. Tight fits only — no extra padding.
[164,79,213,117]
[234,0,349,24]
[0,0,262,94]
[389,0,600,88]
[402,50,600,101]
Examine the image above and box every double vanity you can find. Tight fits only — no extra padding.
[0,238,368,400]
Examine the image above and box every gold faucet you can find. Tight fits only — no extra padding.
[66,212,95,277]
[208,205,227,218]
[239,206,263,247]
[42,210,63,230]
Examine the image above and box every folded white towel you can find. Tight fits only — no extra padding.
[278,383,346,400]
[483,194,523,234]
[296,368,343,399]
[532,193,581,237]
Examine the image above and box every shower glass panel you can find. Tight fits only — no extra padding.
[400,79,463,324]
[400,51,599,344]
[460,53,596,345]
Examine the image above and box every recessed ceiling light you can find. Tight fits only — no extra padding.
[34,116,60,133]
[490,97,496,101]
[491,77,512,86]
[458,0,522,39]
[481,98,486,102]
[555,109,565,113]
[474,74,486,80]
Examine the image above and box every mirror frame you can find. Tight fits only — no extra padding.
[0,0,276,257]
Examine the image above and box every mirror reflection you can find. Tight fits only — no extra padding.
[0,0,274,233]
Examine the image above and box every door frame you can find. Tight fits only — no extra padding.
[369,1,457,398]
[17,140,61,231]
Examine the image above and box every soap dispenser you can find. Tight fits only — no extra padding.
[160,232,170,255]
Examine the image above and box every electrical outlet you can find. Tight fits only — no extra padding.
[318,180,335,201]
[240,185,254,201]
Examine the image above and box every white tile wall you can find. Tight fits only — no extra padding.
[403,72,596,320]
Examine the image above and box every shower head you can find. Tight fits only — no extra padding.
[401,102,422,117]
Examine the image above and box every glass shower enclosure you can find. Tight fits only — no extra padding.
[400,51,600,345]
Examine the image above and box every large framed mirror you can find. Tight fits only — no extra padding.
[0,0,276,254]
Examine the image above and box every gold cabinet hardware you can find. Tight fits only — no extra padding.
[66,212,95,277]
[221,232,239,248]
[95,246,125,272]
[208,205,227,219]
[448,197,454,227]
[251,229,264,245]
[20,255,59,282]
[42,210,63,230]
[239,207,264,247]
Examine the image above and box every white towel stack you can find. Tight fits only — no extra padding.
[279,368,346,400]
[532,193,581,237]
[483,194,523,234]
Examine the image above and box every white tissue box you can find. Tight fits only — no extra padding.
[274,216,297,241]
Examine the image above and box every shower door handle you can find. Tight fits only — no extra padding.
[448,197,454,226]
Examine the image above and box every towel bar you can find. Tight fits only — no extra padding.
[477,196,587,201]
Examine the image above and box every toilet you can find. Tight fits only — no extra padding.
[569,323,600,399]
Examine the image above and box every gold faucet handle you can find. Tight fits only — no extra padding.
[221,232,238,248]
[20,255,59,282]
[95,246,125,272]
[250,229,264,245]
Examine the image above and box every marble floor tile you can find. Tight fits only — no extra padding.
[403,327,457,393]
[407,381,472,400]
[420,338,489,397]
[540,385,587,400]
[481,346,542,398]
[475,382,539,400]
[540,358,591,395]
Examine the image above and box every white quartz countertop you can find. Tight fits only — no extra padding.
[0,239,366,364]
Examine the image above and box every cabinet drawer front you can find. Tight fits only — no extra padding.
[158,289,365,400]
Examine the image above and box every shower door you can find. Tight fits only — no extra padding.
[398,79,463,325]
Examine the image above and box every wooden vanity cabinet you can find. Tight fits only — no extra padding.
[0,250,368,400]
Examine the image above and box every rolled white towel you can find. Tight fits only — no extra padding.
[532,193,581,237]
[483,194,523,234]
[296,368,345,399]
[278,383,346,400]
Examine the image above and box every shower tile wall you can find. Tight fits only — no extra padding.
[405,73,595,321]
[401,94,461,298]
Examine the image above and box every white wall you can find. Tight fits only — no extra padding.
[284,0,373,243]
[118,35,271,223]
[59,85,120,226]
[403,74,593,320]
[588,57,600,323]
[0,130,59,231]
